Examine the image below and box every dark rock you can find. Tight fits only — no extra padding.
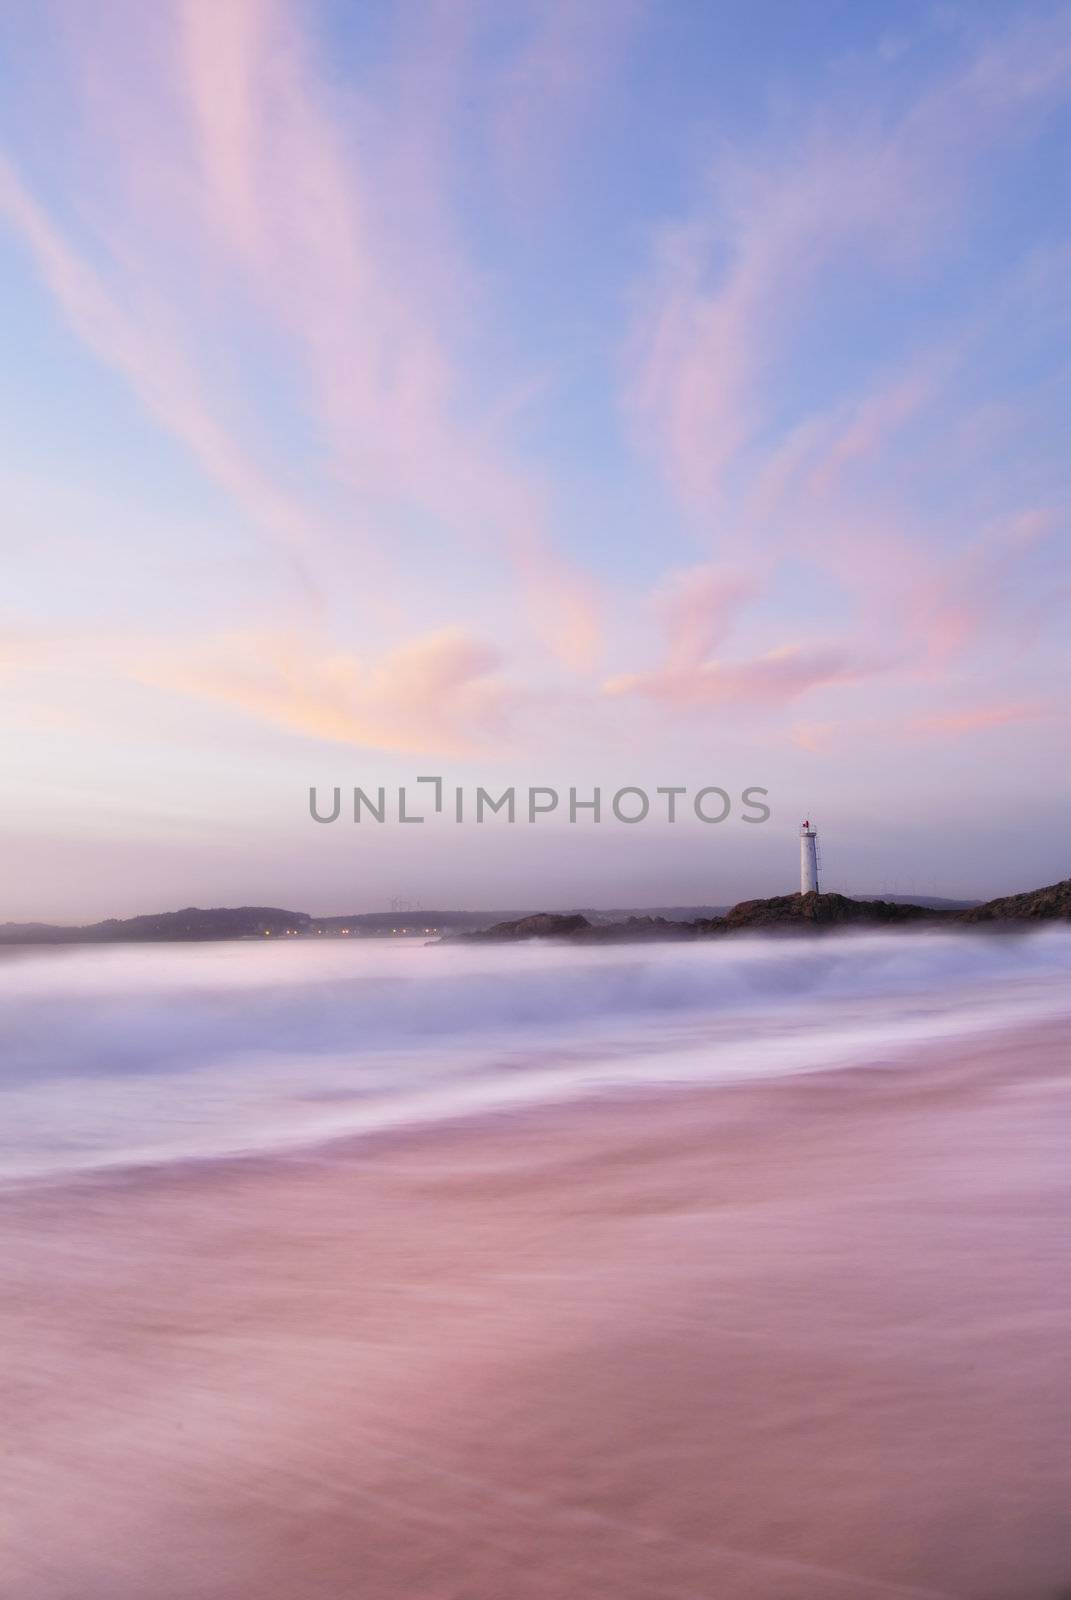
[711,891,944,933]
[466,912,593,941]
[579,916,699,944]
[956,879,1071,923]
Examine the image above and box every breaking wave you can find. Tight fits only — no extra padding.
[2,927,1070,1180]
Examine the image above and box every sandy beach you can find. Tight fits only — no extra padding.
[3,1017,1070,1600]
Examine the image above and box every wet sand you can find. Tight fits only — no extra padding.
[3,1021,1071,1600]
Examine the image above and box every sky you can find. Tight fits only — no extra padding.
[1,0,1069,919]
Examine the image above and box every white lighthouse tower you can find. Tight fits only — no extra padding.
[800,819,820,895]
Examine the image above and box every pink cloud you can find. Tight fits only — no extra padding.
[625,9,1071,515]
[906,701,1050,740]
[0,1,600,674]
[655,567,761,672]
[801,361,947,500]
[791,699,1053,751]
[790,721,838,754]
[0,613,518,755]
[735,493,1063,690]
[0,153,319,572]
[138,627,517,756]
[605,642,876,710]
[180,0,264,260]
[489,0,642,212]
[175,0,602,665]
[898,506,1062,670]
[603,561,876,714]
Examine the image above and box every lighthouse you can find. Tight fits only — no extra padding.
[800,819,820,895]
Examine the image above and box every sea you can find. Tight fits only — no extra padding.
[3,926,1071,1182]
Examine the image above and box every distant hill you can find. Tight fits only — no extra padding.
[0,907,310,944]
[0,904,728,944]
[0,921,74,944]
[0,905,527,944]
[311,910,532,934]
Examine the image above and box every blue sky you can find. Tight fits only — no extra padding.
[1,0,1069,918]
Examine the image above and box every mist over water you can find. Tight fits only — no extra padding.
[3,929,1071,1181]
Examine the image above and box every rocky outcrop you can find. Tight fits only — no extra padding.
[466,912,593,941]
[458,882,1071,943]
[462,895,948,942]
[578,916,701,944]
[956,879,1071,923]
[702,891,945,934]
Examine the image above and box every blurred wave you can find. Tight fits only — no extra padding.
[3,928,1070,1180]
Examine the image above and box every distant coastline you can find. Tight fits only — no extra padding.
[3,883,1068,946]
